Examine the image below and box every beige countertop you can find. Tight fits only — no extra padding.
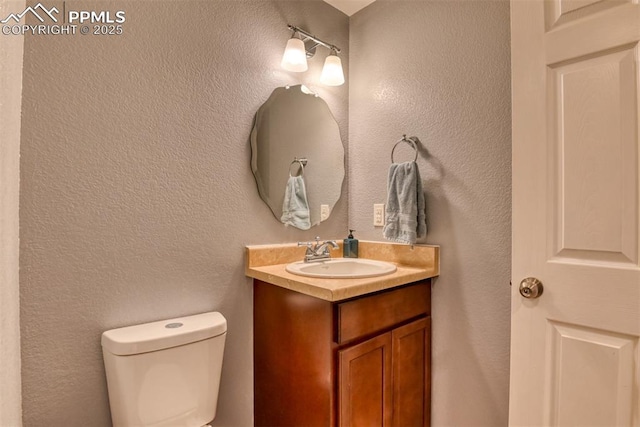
[245,240,439,302]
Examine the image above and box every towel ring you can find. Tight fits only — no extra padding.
[391,135,418,163]
[289,157,307,177]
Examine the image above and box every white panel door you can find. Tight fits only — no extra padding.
[510,0,640,425]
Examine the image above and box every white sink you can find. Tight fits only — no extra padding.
[285,258,397,279]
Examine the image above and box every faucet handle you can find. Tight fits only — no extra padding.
[297,241,314,255]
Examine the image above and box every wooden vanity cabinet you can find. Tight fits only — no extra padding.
[254,279,431,427]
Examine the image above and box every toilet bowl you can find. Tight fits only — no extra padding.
[101,312,227,427]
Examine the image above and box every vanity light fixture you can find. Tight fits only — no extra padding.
[320,49,345,86]
[281,25,344,86]
[281,32,308,72]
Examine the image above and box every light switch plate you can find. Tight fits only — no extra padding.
[373,204,385,226]
[320,204,330,221]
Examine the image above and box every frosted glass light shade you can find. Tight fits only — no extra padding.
[281,38,308,72]
[320,54,345,86]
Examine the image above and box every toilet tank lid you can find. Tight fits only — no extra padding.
[101,311,227,356]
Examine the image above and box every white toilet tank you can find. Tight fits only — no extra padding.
[101,312,227,427]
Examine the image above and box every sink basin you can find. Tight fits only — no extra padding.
[285,258,397,279]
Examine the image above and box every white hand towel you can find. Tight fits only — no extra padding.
[383,161,427,244]
[281,175,311,230]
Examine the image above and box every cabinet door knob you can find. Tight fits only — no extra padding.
[519,277,543,299]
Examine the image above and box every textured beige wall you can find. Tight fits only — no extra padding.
[0,0,24,424]
[349,1,512,425]
[19,1,348,425]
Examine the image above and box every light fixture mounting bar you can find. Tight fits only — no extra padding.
[287,25,341,53]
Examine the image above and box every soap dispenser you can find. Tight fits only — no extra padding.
[343,229,359,258]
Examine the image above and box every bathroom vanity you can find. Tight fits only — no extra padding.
[246,241,439,427]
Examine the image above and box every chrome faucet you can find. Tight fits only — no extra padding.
[298,236,339,262]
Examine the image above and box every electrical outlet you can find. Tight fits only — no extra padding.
[320,204,330,221]
[373,204,385,226]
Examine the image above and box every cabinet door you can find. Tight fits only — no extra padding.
[392,317,431,427]
[339,333,392,427]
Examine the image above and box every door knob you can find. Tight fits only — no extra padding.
[519,277,543,299]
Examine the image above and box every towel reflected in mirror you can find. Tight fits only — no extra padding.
[281,175,311,230]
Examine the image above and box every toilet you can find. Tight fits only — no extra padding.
[101,311,227,427]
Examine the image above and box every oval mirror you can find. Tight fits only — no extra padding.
[250,85,345,229]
